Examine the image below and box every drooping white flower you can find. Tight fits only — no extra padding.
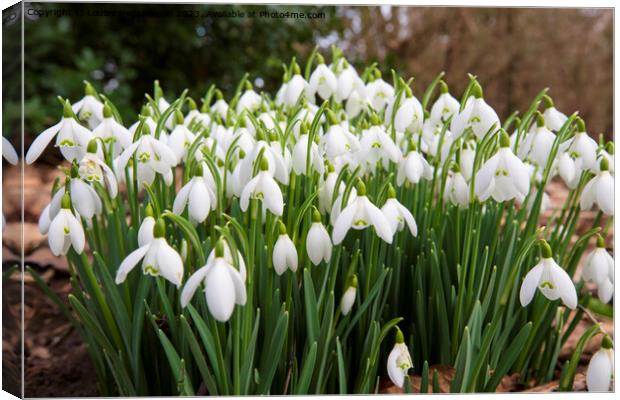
[517,113,556,168]
[429,83,460,124]
[236,85,262,113]
[385,87,424,134]
[582,235,614,303]
[358,122,402,170]
[561,119,598,174]
[2,137,18,165]
[520,241,577,309]
[168,111,197,163]
[211,91,229,120]
[91,104,131,157]
[318,166,344,214]
[365,76,394,111]
[47,193,85,256]
[240,157,284,216]
[332,181,393,244]
[381,186,417,237]
[396,145,433,186]
[340,275,358,316]
[292,133,324,176]
[283,71,310,106]
[272,221,298,275]
[387,328,413,388]
[71,82,104,129]
[450,83,500,139]
[117,132,177,188]
[180,240,246,322]
[475,131,531,203]
[306,209,333,265]
[26,100,93,164]
[586,338,614,392]
[580,158,614,216]
[78,141,118,198]
[115,218,184,287]
[173,165,217,224]
[445,168,470,208]
[333,59,364,102]
[320,119,360,160]
[541,96,568,132]
[308,58,338,100]
[421,118,453,160]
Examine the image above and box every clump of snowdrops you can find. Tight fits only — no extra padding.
[25,47,614,395]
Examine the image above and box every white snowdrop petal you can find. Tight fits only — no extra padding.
[587,349,613,392]
[116,245,150,284]
[181,266,211,307]
[520,263,544,307]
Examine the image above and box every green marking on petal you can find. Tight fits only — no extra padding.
[539,281,555,289]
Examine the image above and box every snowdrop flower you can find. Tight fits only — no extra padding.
[180,240,246,322]
[518,113,556,168]
[308,55,337,100]
[211,90,229,120]
[2,137,18,165]
[283,65,310,106]
[292,132,324,176]
[78,140,118,198]
[239,139,289,185]
[320,117,360,159]
[586,337,614,392]
[168,111,197,163]
[580,158,614,216]
[541,96,568,132]
[445,167,470,208]
[115,218,184,287]
[47,193,86,256]
[318,164,343,214]
[205,240,247,282]
[458,142,476,181]
[272,221,298,275]
[451,82,500,139]
[520,240,577,309]
[334,59,364,102]
[92,103,131,157]
[558,119,598,184]
[332,181,393,244]
[26,100,93,164]
[582,235,614,303]
[381,185,417,237]
[421,118,453,160]
[173,164,216,224]
[359,120,402,170]
[306,208,333,265]
[236,83,262,113]
[240,156,284,216]
[387,328,413,388]
[365,73,394,111]
[429,82,460,124]
[71,81,104,129]
[386,86,424,133]
[340,275,358,316]
[128,109,158,140]
[475,131,531,203]
[345,87,367,119]
[396,143,432,186]
[117,132,177,188]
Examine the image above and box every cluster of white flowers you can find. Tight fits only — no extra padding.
[24,53,614,391]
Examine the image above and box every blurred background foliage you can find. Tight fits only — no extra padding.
[2,3,613,156]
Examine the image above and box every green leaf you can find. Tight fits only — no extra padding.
[295,342,318,394]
